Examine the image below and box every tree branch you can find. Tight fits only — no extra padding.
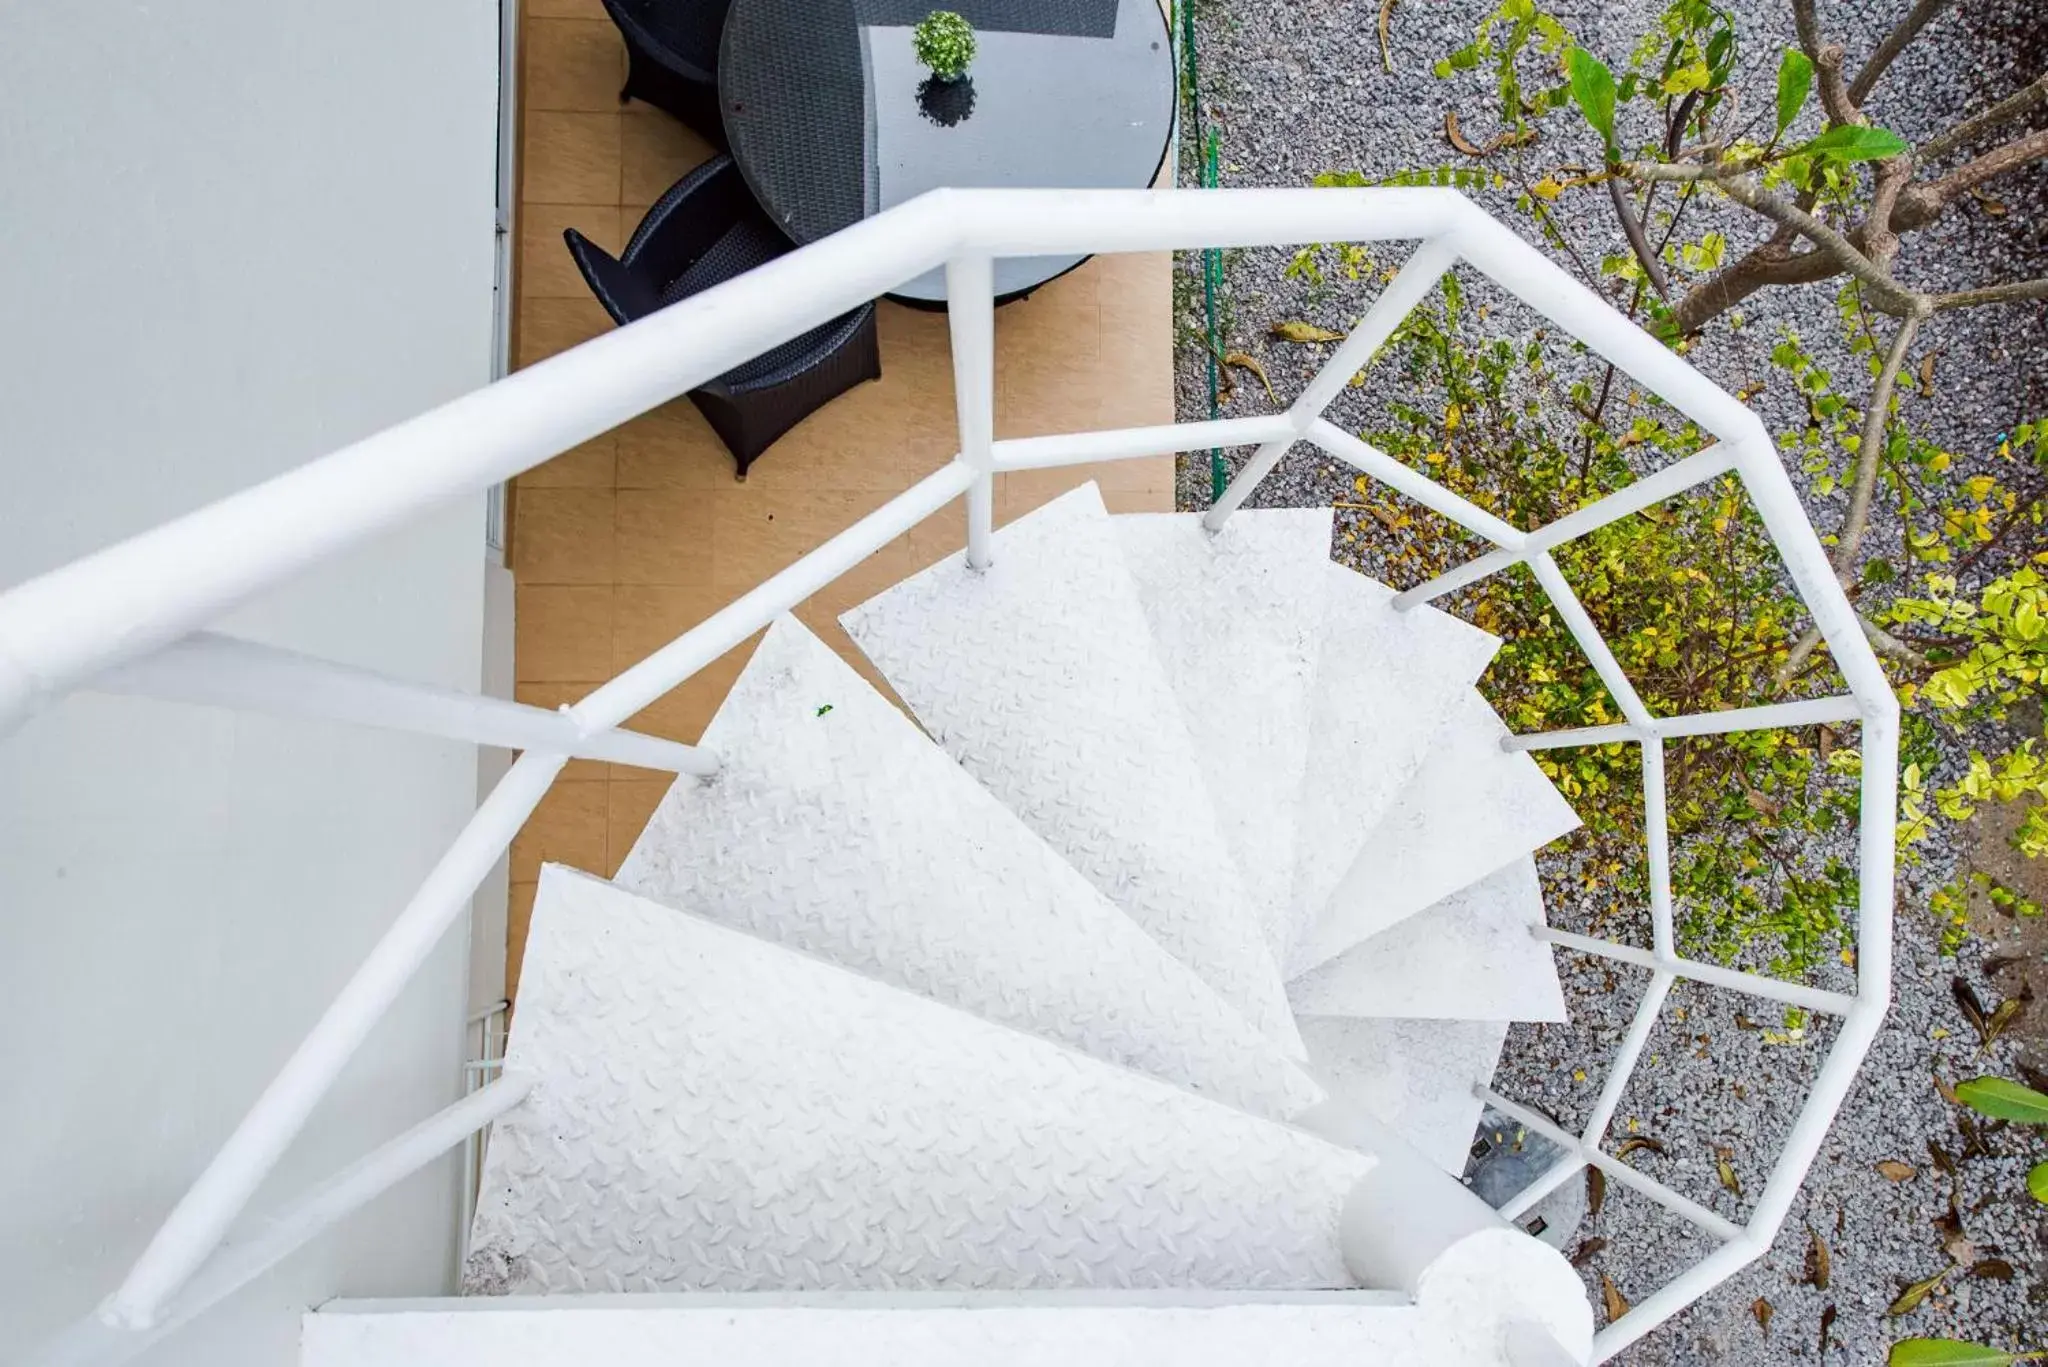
[1790,0,1826,69]
[1654,165,1921,313]
[1834,314,1921,581]
[1849,0,1951,107]
[1607,177,1672,300]
[1916,71,2048,165]
[1902,127,2048,222]
[1777,611,1932,689]
[1932,276,2048,311]
[1813,42,1860,127]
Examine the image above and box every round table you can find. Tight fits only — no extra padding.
[718,0,1175,302]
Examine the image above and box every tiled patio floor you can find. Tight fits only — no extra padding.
[503,0,1176,994]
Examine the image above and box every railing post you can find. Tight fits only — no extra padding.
[945,254,997,570]
[92,631,717,775]
[102,750,567,1330]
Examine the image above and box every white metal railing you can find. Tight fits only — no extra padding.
[0,186,1896,1367]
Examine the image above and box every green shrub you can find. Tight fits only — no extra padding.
[912,11,976,79]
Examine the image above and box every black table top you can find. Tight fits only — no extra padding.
[719,0,1175,301]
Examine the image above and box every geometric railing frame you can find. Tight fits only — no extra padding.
[0,186,1895,1367]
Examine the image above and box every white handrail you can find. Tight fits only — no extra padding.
[2,186,1896,1366]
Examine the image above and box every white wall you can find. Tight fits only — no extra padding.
[0,1,503,1362]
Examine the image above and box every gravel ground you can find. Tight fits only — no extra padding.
[1170,0,2048,1360]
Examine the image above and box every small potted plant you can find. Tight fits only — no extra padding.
[912,10,976,83]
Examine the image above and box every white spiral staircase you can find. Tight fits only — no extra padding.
[7,187,1897,1367]
[421,482,1591,1363]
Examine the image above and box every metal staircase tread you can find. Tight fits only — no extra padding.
[840,483,1302,1056]
[1113,508,1332,963]
[466,865,1369,1298]
[304,1294,1533,1367]
[1292,688,1581,975]
[1283,564,1500,973]
[1299,1016,1510,1178]
[1287,858,1566,1024]
[612,615,1323,1121]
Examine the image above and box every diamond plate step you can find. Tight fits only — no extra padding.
[1287,858,1566,1024]
[1283,565,1500,972]
[466,865,1369,1297]
[305,1293,1539,1367]
[1299,1016,1510,1176]
[1114,508,1333,963]
[614,616,1323,1121]
[841,484,1301,1056]
[1291,689,1581,975]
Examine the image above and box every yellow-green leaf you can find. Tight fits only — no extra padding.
[1270,320,1346,344]
[1221,351,1279,405]
[1798,124,1909,163]
[1888,1340,2032,1366]
[1887,1267,1951,1317]
[1775,50,1812,136]
[1954,1076,2048,1123]
[2028,1160,2048,1205]
[1567,47,1618,156]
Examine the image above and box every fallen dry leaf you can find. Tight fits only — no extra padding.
[1269,320,1345,344]
[1876,1159,1917,1182]
[1934,1196,1975,1267]
[1819,1304,1837,1356]
[1587,1166,1607,1218]
[1803,1227,1831,1289]
[1917,349,1938,396]
[1601,1273,1629,1325]
[1886,1266,1950,1317]
[1569,1237,1607,1267]
[1970,1257,2015,1281]
[1445,110,1486,157]
[1927,1139,1956,1175]
[1752,1298,1774,1336]
[1378,0,1397,72]
[1970,187,2009,216]
[1953,977,1991,1044]
[1221,352,1277,405]
[1615,1136,1668,1160]
[1983,995,2026,1049]
[1716,1150,1743,1198]
[1934,1072,1962,1106]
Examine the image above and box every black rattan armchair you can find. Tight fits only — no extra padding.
[564,155,882,480]
[600,0,731,147]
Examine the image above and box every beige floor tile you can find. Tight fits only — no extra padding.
[517,434,617,489]
[708,487,908,596]
[515,585,614,682]
[523,18,625,112]
[517,294,615,369]
[610,584,727,674]
[615,489,717,585]
[526,0,605,17]
[513,487,617,584]
[520,204,623,300]
[607,778,672,875]
[620,114,716,209]
[615,400,734,488]
[510,778,609,884]
[522,111,622,206]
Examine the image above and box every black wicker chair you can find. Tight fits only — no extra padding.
[600,0,731,147]
[564,155,882,480]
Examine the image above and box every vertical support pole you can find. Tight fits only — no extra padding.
[1643,738,1674,960]
[946,255,997,570]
